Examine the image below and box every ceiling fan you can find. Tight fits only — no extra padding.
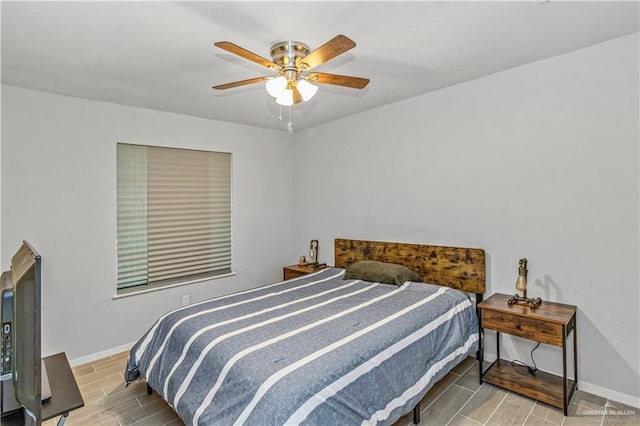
[212,35,370,107]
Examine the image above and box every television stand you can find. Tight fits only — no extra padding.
[1,353,83,426]
[41,352,84,426]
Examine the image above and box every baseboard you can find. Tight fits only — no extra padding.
[579,381,640,409]
[67,342,135,367]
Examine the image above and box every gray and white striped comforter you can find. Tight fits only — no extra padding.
[125,267,479,426]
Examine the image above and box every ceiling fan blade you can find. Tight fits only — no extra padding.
[212,76,268,90]
[292,86,303,104]
[297,35,356,71]
[305,72,370,89]
[214,41,281,71]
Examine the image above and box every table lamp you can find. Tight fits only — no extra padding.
[507,258,542,308]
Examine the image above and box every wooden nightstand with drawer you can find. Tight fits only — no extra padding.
[478,293,577,415]
[282,264,325,281]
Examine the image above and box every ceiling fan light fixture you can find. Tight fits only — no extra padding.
[297,79,318,102]
[267,77,317,105]
[276,90,294,106]
[265,76,287,98]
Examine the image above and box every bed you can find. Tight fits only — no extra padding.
[125,238,486,426]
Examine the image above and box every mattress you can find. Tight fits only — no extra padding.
[125,267,479,426]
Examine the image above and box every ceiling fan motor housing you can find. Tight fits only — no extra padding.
[270,41,310,70]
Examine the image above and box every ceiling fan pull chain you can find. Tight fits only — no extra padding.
[287,106,294,133]
[278,104,283,121]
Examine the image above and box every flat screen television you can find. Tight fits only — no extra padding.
[10,241,42,424]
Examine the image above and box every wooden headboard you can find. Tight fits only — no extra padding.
[334,238,486,295]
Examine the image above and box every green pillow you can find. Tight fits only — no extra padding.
[344,260,423,285]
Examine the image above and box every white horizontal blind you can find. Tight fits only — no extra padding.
[117,143,232,291]
[117,144,149,289]
[147,146,232,283]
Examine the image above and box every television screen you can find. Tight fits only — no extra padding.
[11,241,41,423]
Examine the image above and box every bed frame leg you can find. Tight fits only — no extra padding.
[413,402,420,424]
[475,293,483,361]
[146,383,153,395]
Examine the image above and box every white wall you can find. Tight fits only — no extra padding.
[293,33,639,406]
[1,86,295,361]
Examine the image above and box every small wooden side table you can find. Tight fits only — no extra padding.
[478,293,577,415]
[283,264,326,281]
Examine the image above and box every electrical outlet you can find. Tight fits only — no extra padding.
[182,294,190,306]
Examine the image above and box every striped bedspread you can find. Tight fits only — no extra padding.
[125,267,479,426]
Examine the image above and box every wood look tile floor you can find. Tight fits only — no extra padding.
[37,353,638,426]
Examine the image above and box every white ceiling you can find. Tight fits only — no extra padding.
[2,1,638,132]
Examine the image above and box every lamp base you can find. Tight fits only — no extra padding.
[508,294,542,309]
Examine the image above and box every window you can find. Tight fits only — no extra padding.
[116,143,232,293]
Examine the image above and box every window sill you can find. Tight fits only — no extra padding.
[112,271,236,300]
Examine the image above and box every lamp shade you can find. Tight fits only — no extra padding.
[297,79,318,101]
[265,77,287,98]
[276,90,294,106]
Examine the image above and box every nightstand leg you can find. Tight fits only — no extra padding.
[574,317,578,387]
[478,307,483,385]
[562,327,568,416]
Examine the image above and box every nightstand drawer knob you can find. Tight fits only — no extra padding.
[515,323,521,329]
